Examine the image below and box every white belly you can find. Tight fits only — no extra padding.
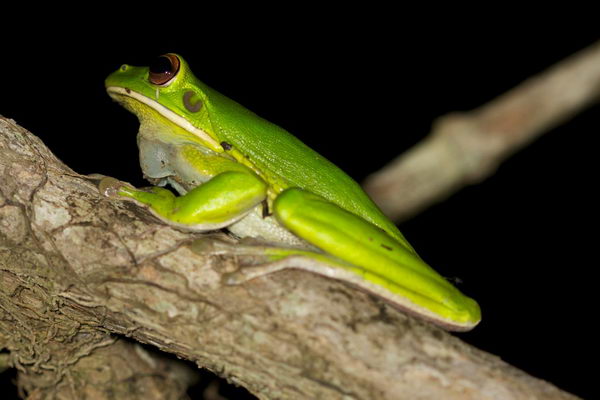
[228,205,309,247]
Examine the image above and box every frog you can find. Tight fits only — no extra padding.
[102,53,480,331]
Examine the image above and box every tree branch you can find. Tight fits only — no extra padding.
[0,117,579,399]
[363,40,600,222]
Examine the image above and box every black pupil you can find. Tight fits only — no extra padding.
[149,56,172,74]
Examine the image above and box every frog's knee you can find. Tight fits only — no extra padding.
[274,187,304,207]
[274,188,331,230]
[273,188,313,219]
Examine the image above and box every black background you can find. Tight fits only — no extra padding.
[1,15,597,399]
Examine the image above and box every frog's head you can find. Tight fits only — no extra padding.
[105,54,224,153]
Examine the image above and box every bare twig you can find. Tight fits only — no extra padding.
[364,40,600,222]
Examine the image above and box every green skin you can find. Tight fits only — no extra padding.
[104,54,480,331]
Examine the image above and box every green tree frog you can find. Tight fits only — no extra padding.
[103,54,481,331]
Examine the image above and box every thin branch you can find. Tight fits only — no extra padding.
[364,40,600,222]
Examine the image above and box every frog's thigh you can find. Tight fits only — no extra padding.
[258,188,481,330]
[272,188,444,286]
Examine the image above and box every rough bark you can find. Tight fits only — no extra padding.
[364,40,600,222]
[0,117,579,399]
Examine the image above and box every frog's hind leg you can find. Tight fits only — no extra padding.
[271,188,447,288]
[269,187,481,329]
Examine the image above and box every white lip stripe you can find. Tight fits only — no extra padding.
[107,86,221,152]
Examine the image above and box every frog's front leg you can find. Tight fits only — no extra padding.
[100,171,267,230]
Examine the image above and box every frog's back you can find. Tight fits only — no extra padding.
[203,84,411,248]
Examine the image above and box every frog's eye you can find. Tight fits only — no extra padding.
[149,54,180,86]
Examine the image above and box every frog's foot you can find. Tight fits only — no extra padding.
[189,237,326,285]
[87,173,110,180]
[220,242,343,286]
[97,176,136,199]
[223,254,323,285]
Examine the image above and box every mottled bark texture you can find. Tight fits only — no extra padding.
[0,118,578,399]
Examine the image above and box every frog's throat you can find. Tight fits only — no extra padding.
[106,86,222,153]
